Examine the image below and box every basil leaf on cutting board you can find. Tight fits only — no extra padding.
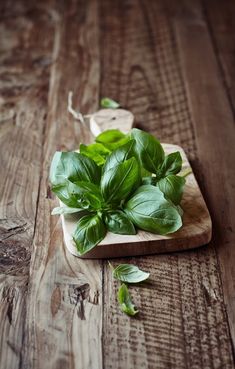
[101,157,140,204]
[50,151,101,186]
[158,151,182,178]
[51,206,84,215]
[80,143,111,166]
[100,97,120,109]
[73,214,106,255]
[104,210,136,235]
[112,264,150,283]
[131,128,165,174]
[103,140,136,172]
[95,129,129,151]
[124,185,182,235]
[118,284,138,316]
[157,175,186,205]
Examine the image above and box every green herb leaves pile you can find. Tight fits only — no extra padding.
[50,128,187,255]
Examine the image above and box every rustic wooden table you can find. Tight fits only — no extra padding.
[1,1,235,368]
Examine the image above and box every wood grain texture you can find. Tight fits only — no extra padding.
[21,1,103,369]
[174,2,235,351]
[0,1,53,367]
[62,142,212,259]
[99,0,234,367]
[0,0,234,368]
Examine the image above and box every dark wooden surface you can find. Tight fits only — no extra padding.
[0,0,234,368]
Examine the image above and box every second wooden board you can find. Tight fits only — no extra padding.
[60,143,212,259]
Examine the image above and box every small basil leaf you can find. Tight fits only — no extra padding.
[158,152,182,178]
[103,140,136,172]
[50,151,101,186]
[118,284,138,316]
[50,184,79,207]
[100,97,120,109]
[73,214,106,255]
[51,206,83,215]
[124,185,182,235]
[113,264,149,283]
[104,210,136,235]
[157,175,186,205]
[101,157,140,204]
[80,143,111,166]
[131,128,165,174]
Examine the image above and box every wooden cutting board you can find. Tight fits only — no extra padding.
[60,109,212,259]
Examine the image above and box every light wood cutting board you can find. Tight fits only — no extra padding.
[60,109,212,259]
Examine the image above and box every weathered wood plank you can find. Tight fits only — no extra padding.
[174,1,235,352]
[0,1,54,367]
[21,1,102,368]
[202,0,235,113]
[100,0,234,367]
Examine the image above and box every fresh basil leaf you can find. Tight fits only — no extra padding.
[124,185,182,234]
[103,140,136,172]
[50,151,101,186]
[118,284,138,316]
[157,175,186,205]
[100,97,120,109]
[158,152,182,178]
[67,181,103,210]
[80,143,111,166]
[101,157,140,204]
[104,210,136,235]
[96,129,125,145]
[73,214,106,255]
[50,183,78,207]
[131,128,165,174]
[51,206,83,215]
[113,264,149,283]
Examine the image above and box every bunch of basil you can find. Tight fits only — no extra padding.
[50,128,185,255]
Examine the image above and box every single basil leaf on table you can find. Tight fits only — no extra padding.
[80,143,111,166]
[49,151,101,186]
[100,97,120,109]
[131,128,165,174]
[101,157,140,204]
[157,151,182,178]
[124,185,182,234]
[103,140,136,172]
[112,264,150,283]
[51,206,83,215]
[104,210,136,235]
[73,214,106,255]
[157,175,186,205]
[118,284,138,316]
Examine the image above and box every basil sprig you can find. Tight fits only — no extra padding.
[50,128,188,255]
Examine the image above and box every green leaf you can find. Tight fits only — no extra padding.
[100,97,120,109]
[113,264,149,283]
[124,185,182,235]
[51,206,83,215]
[158,152,182,178]
[80,143,111,166]
[157,175,186,205]
[104,210,136,235]
[73,214,106,255]
[101,157,140,204]
[103,140,136,172]
[50,151,101,186]
[118,284,138,316]
[67,181,103,210]
[131,128,165,174]
[95,129,129,151]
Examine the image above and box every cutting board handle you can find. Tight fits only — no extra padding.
[89,108,135,137]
